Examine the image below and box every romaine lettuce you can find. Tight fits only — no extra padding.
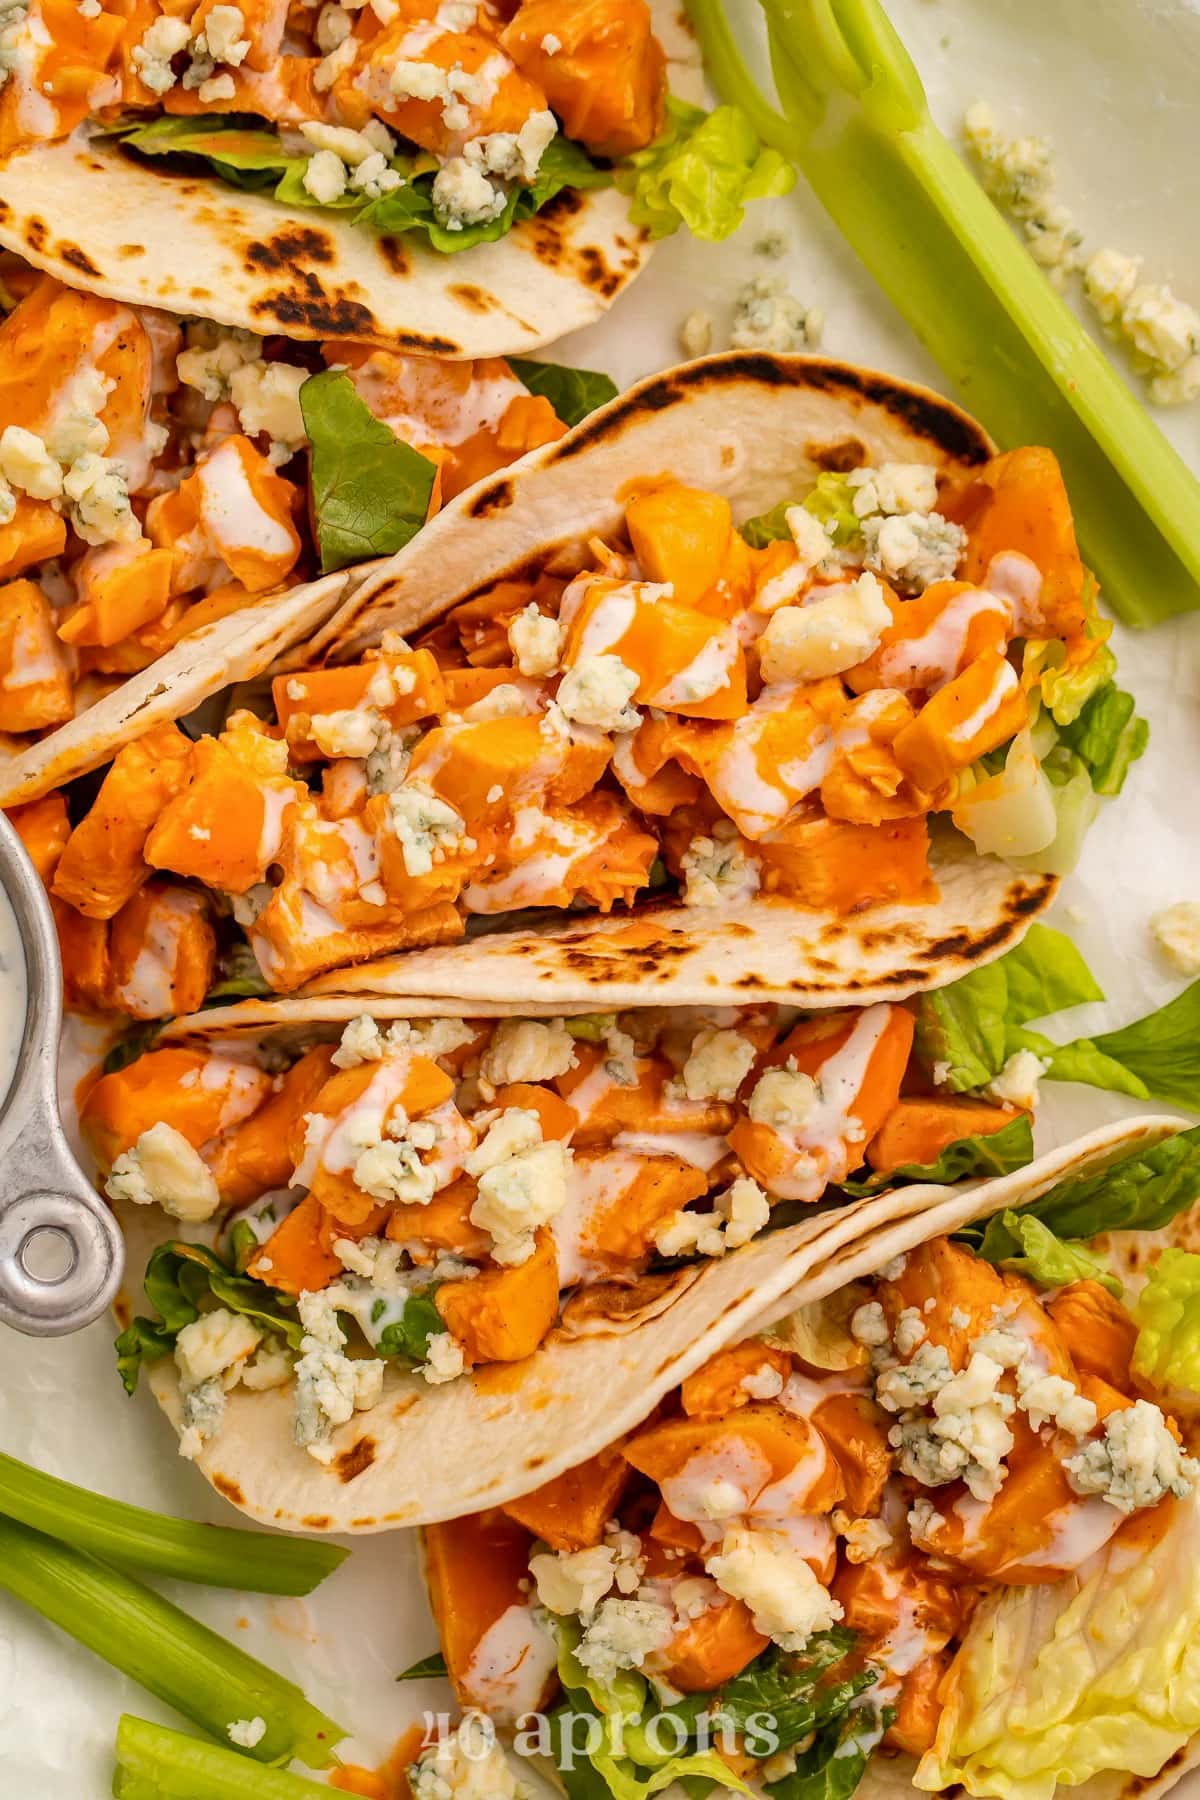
[963,1126,1200,1251]
[114,1242,301,1395]
[300,370,437,573]
[841,1114,1034,1196]
[972,1210,1121,1295]
[1134,1248,1200,1395]
[616,99,795,242]
[767,1704,889,1800]
[915,1493,1200,1800]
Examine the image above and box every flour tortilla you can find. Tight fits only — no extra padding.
[0,568,360,809]
[0,4,698,356]
[288,348,997,667]
[112,1114,1180,1531]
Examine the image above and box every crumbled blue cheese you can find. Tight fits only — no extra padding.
[986,1049,1047,1112]
[1151,902,1200,976]
[131,15,192,93]
[832,1512,893,1563]
[653,1176,770,1259]
[176,323,262,401]
[531,1536,641,1617]
[421,1330,467,1385]
[680,821,760,908]
[508,604,563,677]
[432,158,507,230]
[758,571,892,682]
[175,1308,262,1389]
[389,783,473,877]
[0,425,62,499]
[574,1597,674,1684]
[731,276,822,352]
[747,1065,817,1132]
[1065,1399,1200,1512]
[679,309,713,359]
[303,148,349,205]
[410,1718,525,1800]
[708,1524,842,1650]
[314,1,351,51]
[463,110,558,184]
[178,1378,226,1461]
[469,1135,570,1266]
[228,361,308,465]
[106,1123,221,1222]
[226,1716,267,1749]
[480,1017,578,1086]
[848,462,939,518]
[557,654,641,732]
[300,120,402,200]
[861,510,965,594]
[678,1027,757,1102]
[292,1289,385,1461]
[195,6,250,66]
[850,1301,890,1348]
[963,100,1082,284]
[1015,1366,1097,1437]
[1084,249,1200,407]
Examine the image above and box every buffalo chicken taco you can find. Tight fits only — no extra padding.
[8,355,1145,1015]
[97,963,1191,1531]
[406,1115,1200,1800]
[0,0,783,354]
[0,251,592,811]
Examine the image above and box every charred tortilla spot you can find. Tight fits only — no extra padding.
[245,225,336,271]
[378,235,408,276]
[540,187,583,221]
[334,1436,376,1482]
[466,477,516,518]
[301,1514,333,1529]
[0,200,10,224]
[524,1453,548,1471]
[24,216,47,252]
[117,242,145,258]
[809,436,868,472]
[188,287,212,301]
[350,1516,377,1527]
[449,282,496,313]
[576,245,620,297]
[213,1473,245,1506]
[251,275,379,341]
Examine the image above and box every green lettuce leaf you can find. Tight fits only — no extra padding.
[1057,682,1149,796]
[301,369,437,573]
[1023,640,1117,729]
[1006,745,1101,878]
[1015,977,1200,1108]
[115,1243,300,1396]
[376,1289,445,1363]
[914,1494,1200,1800]
[508,359,618,427]
[616,99,794,241]
[361,134,609,251]
[974,1210,1121,1296]
[961,1126,1200,1251]
[1133,1248,1200,1394]
[912,924,1101,1093]
[767,1704,890,1800]
[396,1650,447,1682]
[714,1634,875,1751]
[840,1113,1034,1196]
[739,500,793,547]
[102,1021,163,1077]
[120,116,608,252]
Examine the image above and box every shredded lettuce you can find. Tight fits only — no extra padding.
[1133,1248,1200,1395]
[115,1242,300,1396]
[683,0,1200,626]
[741,472,864,550]
[915,1493,1200,1800]
[1016,977,1200,1109]
[119,116,608,252]
[301,370,437,574]
[766,1704,890,1800]
[1057,681,1150,796]
[714,1633,875,1749]
[841,1113,1034,1196]
[616,98,794,242]
[961,1126,1200,1251]
[376,1289,446,1362]
[972,1210,1121,1295]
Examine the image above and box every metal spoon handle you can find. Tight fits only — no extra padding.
[0,810,124,1336]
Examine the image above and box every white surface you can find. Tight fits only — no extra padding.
[4,1,1200,1791]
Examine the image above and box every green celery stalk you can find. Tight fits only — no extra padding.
[685,0,1200,627]
[0,1451,346,1595]
[0,1516,344,1767]
[112,1717,342,1800]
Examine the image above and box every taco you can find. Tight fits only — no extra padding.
[402,1114,1200,1800]
[0,250,592,806]
[94,963,1188,1527]
[0,1,773,355]
[10,353,1144,1014]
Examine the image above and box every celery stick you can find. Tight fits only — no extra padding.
[685,0,1200,627]
[112,1717,341,1800]
[0,1516,344,1767]
[0,1451,345,1595]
